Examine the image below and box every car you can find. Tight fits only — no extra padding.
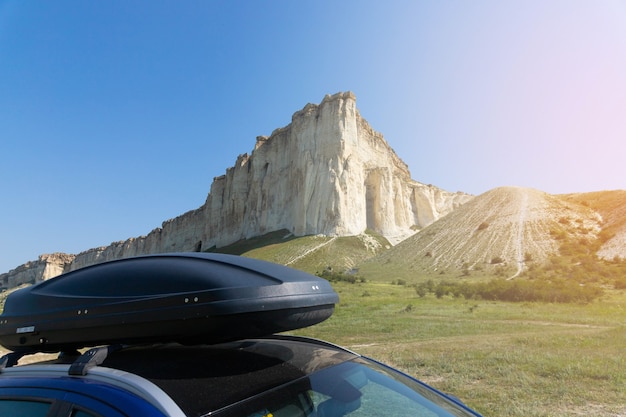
[0,253,483,417]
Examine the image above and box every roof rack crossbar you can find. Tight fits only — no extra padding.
[0,351,28,372]
[69,344,124,376]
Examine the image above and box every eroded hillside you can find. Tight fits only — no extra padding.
[358,186,604,281]
[562,190,626,261]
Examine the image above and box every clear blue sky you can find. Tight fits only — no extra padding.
[2,1,626,273]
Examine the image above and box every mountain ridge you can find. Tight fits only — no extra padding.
[3,92,624,289]
[357,186,624,282]
[1,92,470,289]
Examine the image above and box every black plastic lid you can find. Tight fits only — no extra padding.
[0,253,339,352]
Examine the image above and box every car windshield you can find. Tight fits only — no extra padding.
[212,357,477,417]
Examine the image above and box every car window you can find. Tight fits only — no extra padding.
[307,362,456,417]
[222,358,476,417]
[310,378,441,417]
[0,399,52,416]
[311,360,472,417]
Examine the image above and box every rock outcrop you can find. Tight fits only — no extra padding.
[1,253,74,289]
[2,92,471,287]
[199,92,469,248]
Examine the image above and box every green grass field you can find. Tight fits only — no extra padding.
[293,281,626,417]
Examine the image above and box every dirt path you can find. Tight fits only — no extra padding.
[346,320,613,352]
[285,236,337,265]
[508,189,528,280]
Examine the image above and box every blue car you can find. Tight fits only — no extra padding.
[0,254,483,416]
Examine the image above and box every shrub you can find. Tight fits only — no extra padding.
[317,269,364,284]
[614,277,626,290]
[418,278,604,303]
[415,285,427,298]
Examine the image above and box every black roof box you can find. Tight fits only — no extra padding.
[0,253,339,353]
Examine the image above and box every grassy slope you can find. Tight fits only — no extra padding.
[209,228,391,275]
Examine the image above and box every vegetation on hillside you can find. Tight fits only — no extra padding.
[413,277,604,303]
[316,268,367,284]
[563,190,626,230]
[397,230,626,304]
[523,230,626,289]
[207,190,626,306]
[209,229,390,274]
[319,267,609,303]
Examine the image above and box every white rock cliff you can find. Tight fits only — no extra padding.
[1,92,471,287]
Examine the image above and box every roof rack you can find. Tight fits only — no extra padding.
[68,345,124,376]
[0,351,27,371]
[0,344,124,376]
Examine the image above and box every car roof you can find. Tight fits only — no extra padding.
[3,336,359,417]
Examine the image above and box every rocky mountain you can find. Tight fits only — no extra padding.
[1,92,470,289]
[358,186,626,281]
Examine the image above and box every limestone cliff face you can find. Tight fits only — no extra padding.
[202,92,469,246]
[0,253,74,289]
[3,92,471,285]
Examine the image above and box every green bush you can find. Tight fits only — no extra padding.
[317,269,365,284]
[419,278,603,304]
